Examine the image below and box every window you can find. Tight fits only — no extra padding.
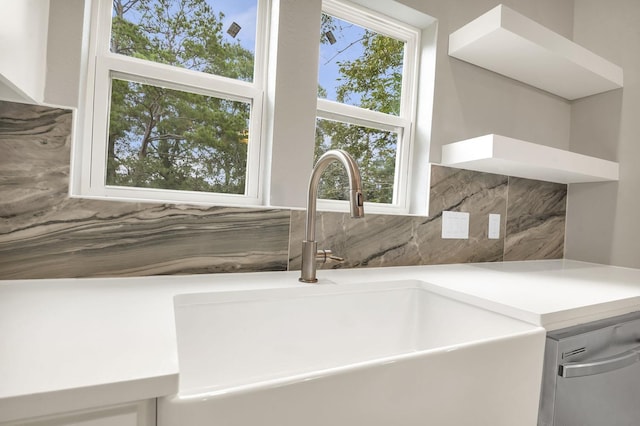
[315,0,419,214]
[76,0,435,214]
[82,0,268,205]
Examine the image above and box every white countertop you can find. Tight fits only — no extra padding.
[2,259,640,422]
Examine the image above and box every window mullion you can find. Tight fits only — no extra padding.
[88,57,111,196]
[101,55,261,101]
[101,186,262,205]
[244,90,264,200]
[317,99,409,131]
[399,30,419,122]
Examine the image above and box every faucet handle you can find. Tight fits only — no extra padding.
[316,249,344,264]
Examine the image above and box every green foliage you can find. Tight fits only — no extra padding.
[107,0,253,193]
[107,2,405,203]
[335,31,403,115]
[315,119,396,204]
[317,14,404,204]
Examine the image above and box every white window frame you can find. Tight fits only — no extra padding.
[72,0,437,216]
[77,0,270,206]
[316,0,420,215]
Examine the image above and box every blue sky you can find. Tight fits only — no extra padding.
[217,2,368,104]
[318,14,366,105]
[114,0,258,54]
[218,0,258,53]
[114,1,369,103]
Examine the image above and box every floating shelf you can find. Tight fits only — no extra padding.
[448,4,623,100]
[441,134,619,184]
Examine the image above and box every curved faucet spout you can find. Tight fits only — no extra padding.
[300,149,365,283]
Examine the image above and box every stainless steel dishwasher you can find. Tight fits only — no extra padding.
[538,311,640,426]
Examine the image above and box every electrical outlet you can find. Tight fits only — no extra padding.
[488,213,501,239]
[442,211,469,239]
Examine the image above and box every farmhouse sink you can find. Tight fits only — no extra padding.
[158,280,545,426]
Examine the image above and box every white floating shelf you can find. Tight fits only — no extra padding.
[448,4,623,100]
[441,134,619,184]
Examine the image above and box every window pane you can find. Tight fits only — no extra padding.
[107,79,250,194]
[315,118,397,204]
[318,13,405,115]
[111,0,257,81]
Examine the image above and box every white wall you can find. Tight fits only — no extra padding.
[25,0,640,266]
[565,0,640,267]
[397,0,575,162]
[45,0,85,107]
[264,0,323,209]
[15,0,579,217]
[0,0,85,107]
[265,0,575,210]
[0,0,50,103]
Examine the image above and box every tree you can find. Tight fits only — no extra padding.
[316,15,404,204]
[106,3,404,202]
[107,0,253,194]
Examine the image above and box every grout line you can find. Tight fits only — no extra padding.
[562,183,569,260]
[503,176,510,260]
[286,210,293,271]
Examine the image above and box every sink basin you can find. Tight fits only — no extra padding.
[158,280,545,426]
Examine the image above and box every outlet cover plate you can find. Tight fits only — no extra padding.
[442,211,470,239]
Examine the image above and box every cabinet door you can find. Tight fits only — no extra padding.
[1,400,155,426]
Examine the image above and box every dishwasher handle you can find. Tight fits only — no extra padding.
[559,345,640,378]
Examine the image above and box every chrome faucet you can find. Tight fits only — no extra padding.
[299,149,365,283]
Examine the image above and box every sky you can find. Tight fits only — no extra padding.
[217,0,258,53]
[210,1,369,104]
[318,14,366,105]
[113,0,258,54]
[114,1,370,103]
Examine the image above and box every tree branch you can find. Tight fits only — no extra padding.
[147,134,186,142]
[323,35,366,65]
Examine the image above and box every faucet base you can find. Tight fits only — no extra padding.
[299,240,318,283]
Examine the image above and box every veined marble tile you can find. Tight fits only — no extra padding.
[419,165,508,264]
[504,177,567,261]
[0,101,569,279]
[1,199,291,279]
[0,104,71,219]
[288,166,509,270]
[0,101,290,279]
[288,210,419,271]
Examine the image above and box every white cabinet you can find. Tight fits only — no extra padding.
[448,4,623,100]
[0,400,156,426]
[441,134,619,184]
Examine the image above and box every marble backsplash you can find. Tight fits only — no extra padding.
[0,102,566,279]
